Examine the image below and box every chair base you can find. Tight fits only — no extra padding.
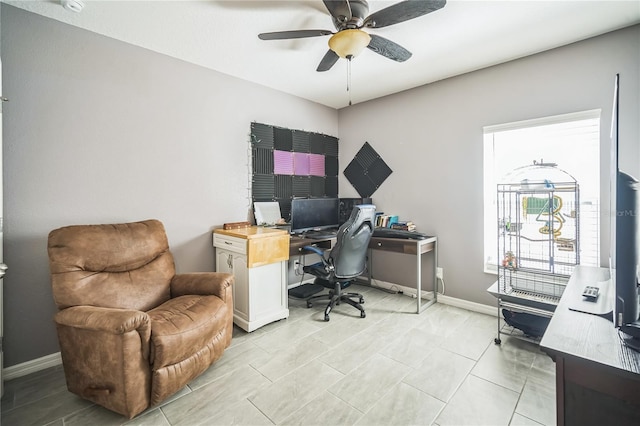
[306,284,365,321]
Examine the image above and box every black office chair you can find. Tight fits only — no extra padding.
[303,204,376,321]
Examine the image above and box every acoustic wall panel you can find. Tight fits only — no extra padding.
[251,122,339,204]
[344,142,392,198]
[274,150,294,175]
[253,148,273,175]
[292,176,311,197]
[310,176,326,197]
[252,175,275,200]
[309,154,325,176]
[325,156,338,177]
[274,175,293,199]
[293,152,310,175]
[274,127,293,151]
[292,130,310,152]
[251,122,274,149]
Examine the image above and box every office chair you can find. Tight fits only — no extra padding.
[303,204,376,321]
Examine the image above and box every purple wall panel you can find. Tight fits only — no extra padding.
[293,152,310,175]
[309,154,325,176]
[274,150,294,175]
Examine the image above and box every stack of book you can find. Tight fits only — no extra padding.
[391,221,416,231]
[374,213,416,231]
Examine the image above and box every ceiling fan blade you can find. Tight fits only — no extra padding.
[366,34,412,62]
[323,0,352,22]
[258,29,333,40]
[364,0,446,29]
[317,49,340,72]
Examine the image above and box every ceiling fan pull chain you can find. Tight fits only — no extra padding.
[347,56,352,106]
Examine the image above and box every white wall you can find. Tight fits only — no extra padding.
[337,25,640,306]
[1,5,338,366]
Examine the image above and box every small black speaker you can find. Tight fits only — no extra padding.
[339,197,373,224]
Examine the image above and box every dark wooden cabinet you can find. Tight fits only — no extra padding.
[540,266,640,426]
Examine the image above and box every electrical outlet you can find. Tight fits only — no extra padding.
[436,267,444,280]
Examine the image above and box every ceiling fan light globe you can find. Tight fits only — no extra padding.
[328,29,371,59]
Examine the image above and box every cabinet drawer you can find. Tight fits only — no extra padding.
[213,234,246,255]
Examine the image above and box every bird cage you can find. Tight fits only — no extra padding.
[497,161,579,303]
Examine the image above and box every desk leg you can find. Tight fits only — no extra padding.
[417,239,437,314]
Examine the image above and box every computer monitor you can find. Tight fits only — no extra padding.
[290,198,339,234]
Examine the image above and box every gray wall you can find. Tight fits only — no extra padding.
[337,25,640,305]
[1,5,338,366]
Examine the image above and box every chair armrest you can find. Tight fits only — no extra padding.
[54,306,151,358]
[55,306,150,334]
[170,272,233,302]
[303,245,325,257]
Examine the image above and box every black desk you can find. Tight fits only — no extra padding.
[289,235,438,313]
[540,265,640,426]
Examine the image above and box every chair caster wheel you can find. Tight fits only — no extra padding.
[307,302,313,308]
[361,311,366,318]
[359,297,364,304]
[324,314,330,321]
[494,338,501,345]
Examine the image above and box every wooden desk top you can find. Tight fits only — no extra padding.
[214,226,288,240]
[540,265,640,376]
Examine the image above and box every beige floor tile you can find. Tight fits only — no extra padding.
[435,375,519,425]
[356,382,445,426]
[280,390,363,426]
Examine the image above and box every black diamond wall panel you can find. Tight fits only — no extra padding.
[367,157,393,186]
[355,141,379,169]
[251,122,274,149]
[343,142,392,198]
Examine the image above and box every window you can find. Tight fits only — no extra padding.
[483,110,601,273]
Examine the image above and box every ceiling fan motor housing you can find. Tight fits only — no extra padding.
[332,0,369,30]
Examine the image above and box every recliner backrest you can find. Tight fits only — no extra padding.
[329,205,376,279]
[48,219,175,312]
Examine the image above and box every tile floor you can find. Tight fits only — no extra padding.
[1,284,556,426]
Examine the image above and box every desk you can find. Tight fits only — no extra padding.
[289,235,438,314]
[540,265,640,426]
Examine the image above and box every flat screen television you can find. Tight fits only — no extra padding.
[290,198,340,234]
[610,73,640,350]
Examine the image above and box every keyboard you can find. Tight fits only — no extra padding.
[373,228,429,240]
[304,230,337,239]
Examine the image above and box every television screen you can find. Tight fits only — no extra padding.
[610,74,640,350]
[290,198,339,234]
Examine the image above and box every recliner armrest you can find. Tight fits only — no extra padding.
[55,305,150,334]
[170,272,233,302]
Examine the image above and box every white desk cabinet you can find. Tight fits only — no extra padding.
[213,227,289,332]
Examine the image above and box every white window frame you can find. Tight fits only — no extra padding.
[483,110,601,274]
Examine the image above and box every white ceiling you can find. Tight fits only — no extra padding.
[5,0,640,108]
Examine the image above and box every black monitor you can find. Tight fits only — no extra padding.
[290,198,339,234]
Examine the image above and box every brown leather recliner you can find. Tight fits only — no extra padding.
[47,219,234,418]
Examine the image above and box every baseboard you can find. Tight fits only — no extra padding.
[358,278,497,317]
[3,352,62,381]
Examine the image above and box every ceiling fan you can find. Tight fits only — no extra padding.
[258,0,447,72]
